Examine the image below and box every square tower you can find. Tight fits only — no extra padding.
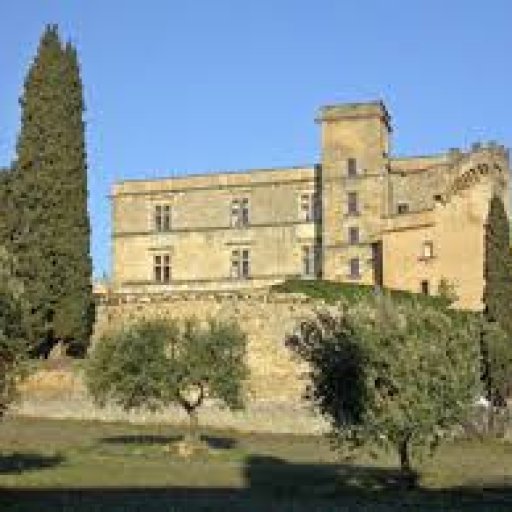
[317,101,391,284]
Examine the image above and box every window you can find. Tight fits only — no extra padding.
[302,245,315,277]
[349,257,360,279]
[299,192,318,222]
[422,241,434,259]
[348,226,360,245]
[231,200,240,227]
[421,280,430,295]
[347,157,357,177]
[154,204,172,231]
[347,192,359,215]
[241,198,249,226]
[231,249,250,279]
[397,203,409,215]
[154,254,171,283]
[231,198,250,227]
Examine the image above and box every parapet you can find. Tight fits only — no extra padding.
[316,100,392,132]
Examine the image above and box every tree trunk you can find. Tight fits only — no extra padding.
[398,437,411,474]
[397,434,416,488]
[176,384,205,454]
[185,407,200,447]
[487,405,495,435]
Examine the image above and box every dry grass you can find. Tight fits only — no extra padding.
[0,416,511,511]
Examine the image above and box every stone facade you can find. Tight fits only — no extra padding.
[111,101,510,310]
[17,292,331,434]
[93,291,318,402]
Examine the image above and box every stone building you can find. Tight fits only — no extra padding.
[111,101,510,310]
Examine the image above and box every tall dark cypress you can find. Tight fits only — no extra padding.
[0,169,13,244]
[51,41,94,356]
[13,25,93,356]
[482,194,512,407]
[483,195,512,332]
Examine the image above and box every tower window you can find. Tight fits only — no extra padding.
[348,226,360,245]
[347,192,359,215]
[349,257,360,279]
[421,280,430,295]
[154,254,171,283]
[347,158,358,177]
[154,204,172,231]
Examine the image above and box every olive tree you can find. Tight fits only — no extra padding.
[86,317,248,446]
[286,294,481,479]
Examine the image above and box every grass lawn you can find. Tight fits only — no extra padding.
[0,417,511,511]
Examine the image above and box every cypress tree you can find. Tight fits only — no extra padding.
[0,169,12,244]
[483,195,512,333]
[482,195,512,407]
[12,25,93,356]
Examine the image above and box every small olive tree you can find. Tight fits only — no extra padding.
[86,317,248,445]
[286,294,481,479]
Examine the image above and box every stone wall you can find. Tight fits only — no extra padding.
[15,291,331,434]
[112,166,317,291]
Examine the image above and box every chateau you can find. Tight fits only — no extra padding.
[111,101,510,310]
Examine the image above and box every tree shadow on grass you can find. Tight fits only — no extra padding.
[245,455,418,497]
[100,434,237,450]
[100,435,182,446]
[201,435,237,450]
[0,452,64,474]
[1,455,512,511]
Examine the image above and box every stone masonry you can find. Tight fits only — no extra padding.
[111,101,510,310]
[16,292,331,434]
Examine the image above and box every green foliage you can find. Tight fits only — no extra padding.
[286,293,481,475]
[272,279,451,308]
[483,196,512,330]
[0,248,28,418]
[86,320,172,411]
[480,320,512,407]
[482,195,512,407]
[0,169,14,247]
[9,24,93,356]
[437,278,458,305]
[86,317,248,436]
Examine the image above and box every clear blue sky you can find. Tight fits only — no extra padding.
[1,1,511,278]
